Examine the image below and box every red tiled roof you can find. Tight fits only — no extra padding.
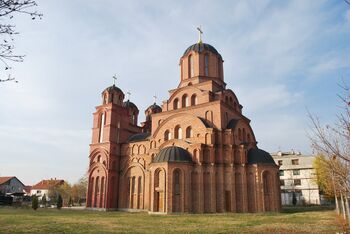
[0,176,15,185]
[31,179,64,190]
[23,185,32,194]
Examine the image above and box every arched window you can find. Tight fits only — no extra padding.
[97,155,101,163]
[174,169,180,195]
[131,111,136,125]
[238,128,242,141]
[103,93,107,104]
[174,125,182,139]
[191,94,197,106]
[217,57,221,77]
[173,98,179,110]
[182,94,188,107]
[186,126,193,138]
[188,55,194,78]
[229,97,233,104]
[247,134,251,143]
[99,112,105,143]
[204,54,209,76]
[225,96,229,103]
[164,130,171,141]
[243,128,246,142]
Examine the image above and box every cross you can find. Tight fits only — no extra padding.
[127,90,131,100]
[153,94,157,104]
[196,26,203,43]
[112,74,117,86]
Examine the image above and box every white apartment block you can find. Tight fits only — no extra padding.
[271,151,326,205]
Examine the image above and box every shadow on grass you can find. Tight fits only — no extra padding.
[282,205,334,214]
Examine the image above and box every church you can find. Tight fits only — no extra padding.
[86,33,282,213]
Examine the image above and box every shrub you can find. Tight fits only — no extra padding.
[57,194,63,209]
[32,195,38,210]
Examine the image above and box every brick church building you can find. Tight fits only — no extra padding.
[86,37,281,213]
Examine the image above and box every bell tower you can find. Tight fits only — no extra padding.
[87,83,141,210]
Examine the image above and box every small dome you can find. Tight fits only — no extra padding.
[146,103,162,113]
[183,42,222,59]
[247,148,276,165]
[102,85,123,95]
[153,146,193,163]
[123,100,138,110]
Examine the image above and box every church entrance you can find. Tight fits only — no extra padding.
[155,191,164,212]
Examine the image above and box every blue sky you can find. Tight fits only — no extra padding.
[0,0,349,185]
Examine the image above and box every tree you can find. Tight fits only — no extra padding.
[56,181,72,206]
[57,194,62,209]
[41,193,47,207]
[68,196,73,207]
[71,176,87,205]
[308,83,350,222]
[0,0,42,82]
[31,194,38,210]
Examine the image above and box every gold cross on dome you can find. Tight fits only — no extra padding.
[153,94,157,103]
[112,74,117,85]
[127,91,131,100]
[196,26,203,43]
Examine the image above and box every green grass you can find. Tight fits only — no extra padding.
[0,206,348,233]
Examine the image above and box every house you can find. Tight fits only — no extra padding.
[271,151,326,205]
[0,176,25,195]
[31,179,64,200]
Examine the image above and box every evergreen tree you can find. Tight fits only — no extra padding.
[57,194,63,209]
[32,195,38,210]
[41,194,47,207]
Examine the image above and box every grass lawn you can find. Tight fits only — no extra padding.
[0,206,348,233]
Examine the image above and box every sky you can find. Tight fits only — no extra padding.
[0,0,349,185]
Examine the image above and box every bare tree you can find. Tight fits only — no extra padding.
[0,0,42,83]
[308,83,350,222]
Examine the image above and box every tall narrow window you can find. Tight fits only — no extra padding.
[182,94,188,107]
[99,112,105,143]
[164,130,170,141]
[189,55,194,78]
[174,170,180,195]
[204,54,209,76]
[191,94,197,106]
[217,57,221,77]
[173,98,179,110]
[186,126,193,138]
[175,125,182,139]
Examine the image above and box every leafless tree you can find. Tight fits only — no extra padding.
[308,83,350,221]
[0,0,42,83]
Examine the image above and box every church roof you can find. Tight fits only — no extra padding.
[102,85,123,95]
[183,42,222,59]
[247,148,276,165]
[153,146,193,163]
[226,119,239,129]
[146,103,162,112]
[127,132,151,142]
[123,100,138,110]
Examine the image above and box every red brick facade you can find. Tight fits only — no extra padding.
[86,41,281,213]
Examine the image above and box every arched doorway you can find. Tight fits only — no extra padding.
[172,169,182,212]
[262,170,273,211]
[154,168,166,212]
